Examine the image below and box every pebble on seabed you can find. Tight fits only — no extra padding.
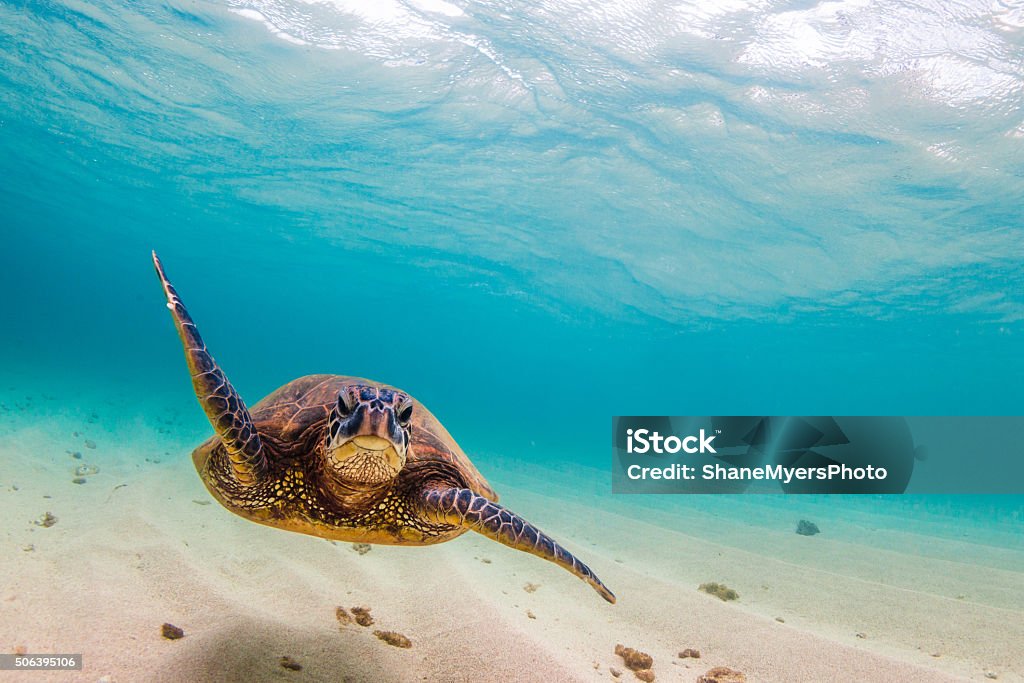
[34,512,57,527]
[279,656,303,671]
[161,623,185,640]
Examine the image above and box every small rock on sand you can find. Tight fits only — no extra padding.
[796,519,820,536]
[526,610,536,620]
[374,630,412,648]
[34,512,57,528]
[609,667,622,679]
[697,666,746,683]
[523,582,540,593]
[161,623,185,640]
[351,543,371,555]
[698,582,738,601]
[614,644,653,671]
[84,440,97,449]
[678,649,701,659]
[351,606,374,627]
[335,606,353,626]
[72,478,87,485]
[635,670,655,682]
[279,656,302,671]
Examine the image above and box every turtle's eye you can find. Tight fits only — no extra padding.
[337,390,357,417]
[396,400,413,426]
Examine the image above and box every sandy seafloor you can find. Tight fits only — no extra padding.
[1,383,1022,683]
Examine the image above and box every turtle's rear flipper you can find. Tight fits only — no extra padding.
[152,251,267,487]
[420,487,616,603]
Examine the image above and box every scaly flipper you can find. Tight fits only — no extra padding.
[420,487,616,603]
[152,251,267,486]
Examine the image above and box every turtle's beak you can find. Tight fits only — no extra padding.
[352,435,395,453]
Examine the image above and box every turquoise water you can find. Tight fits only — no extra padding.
[3,0,1024,521]
[4,1,1023,461]
[4,1,1024,512]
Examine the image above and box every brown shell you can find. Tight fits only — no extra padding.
[246,374,495,499]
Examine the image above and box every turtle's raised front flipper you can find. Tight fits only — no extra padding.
[152,251,267,486]
[420,487,616,603]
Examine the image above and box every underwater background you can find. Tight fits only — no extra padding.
[1,1,1023,681]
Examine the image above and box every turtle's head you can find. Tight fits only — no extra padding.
[322,384,413,490]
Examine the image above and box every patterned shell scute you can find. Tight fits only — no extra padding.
[248,374,491,491]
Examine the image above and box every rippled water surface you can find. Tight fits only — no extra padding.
[2,0,1022,458]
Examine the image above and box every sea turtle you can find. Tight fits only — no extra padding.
[152,252,614,603]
